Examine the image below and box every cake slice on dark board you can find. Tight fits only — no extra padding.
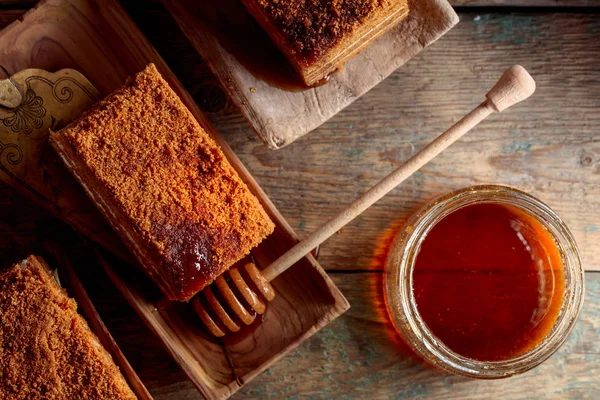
[50,64,275,302]
[0,255,137,400]
[241,0,410,86]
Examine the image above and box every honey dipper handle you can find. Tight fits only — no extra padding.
[262,65,536,282]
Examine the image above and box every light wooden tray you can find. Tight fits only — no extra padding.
[162,0,459,149]
[0,1,349,399]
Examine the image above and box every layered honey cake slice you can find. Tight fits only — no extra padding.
[241,0,409,86]
[0,255,136,400]
[50,64,275,301]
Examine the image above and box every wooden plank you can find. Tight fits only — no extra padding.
[132,272,600,399]
[1,9,597,272]
[0,4,598,399]
[3,219,593,400]
[53,250,154,400]
[121,5,600,267]
[0,68,134,262]
[198,12,600,273]
[162,0,458,149]
[238,272,600,399]
[0,195,152,397]
[0,1,348,399]
[2,9,596,272]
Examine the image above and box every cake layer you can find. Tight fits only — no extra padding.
[51,64,274,301]
[242,0,409,86]
[0,256,136,400]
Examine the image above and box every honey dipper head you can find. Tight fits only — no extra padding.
[486,65,536,112]
[194,263,276,337]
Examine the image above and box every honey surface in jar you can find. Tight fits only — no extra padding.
[412,203,565,361]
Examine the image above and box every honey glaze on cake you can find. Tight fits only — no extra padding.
[255,0,398,64]
[54,65,274,301]
[0,256,136,400]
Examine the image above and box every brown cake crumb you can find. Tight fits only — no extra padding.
[51,64,274,301]
[0,256,136,400]
[242,0,409,86]
[254,0,396,63]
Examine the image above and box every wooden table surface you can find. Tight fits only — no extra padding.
[1,1,599,399]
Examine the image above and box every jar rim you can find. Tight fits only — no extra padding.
[383,185,585,378]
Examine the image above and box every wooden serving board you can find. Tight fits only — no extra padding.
[162,0,459,149]
[49,247,154,400]
[0,68,133,262]
[0,1,349,399]
[1,245,152,399]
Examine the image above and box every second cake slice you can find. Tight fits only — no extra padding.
[241,0,410,86]
[50,64,274,301]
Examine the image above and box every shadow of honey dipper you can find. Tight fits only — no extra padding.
[194,65,537,337]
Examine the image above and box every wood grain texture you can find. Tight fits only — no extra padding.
[0,222,152,398]
[0,3,599,400]
[117,271,600,400]
[52,250,154,400]
[199,11,600,273]
[1,193,597,398]
[115,4,600,273]
[238,272,600,399]
[162,0,458,149]
[258,68,538,284]
[0,1,347,399]
[239,273,600,399]
[0,68,133,262]
[2,206,596,399]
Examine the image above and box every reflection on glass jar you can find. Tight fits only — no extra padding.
[384,185,584,378]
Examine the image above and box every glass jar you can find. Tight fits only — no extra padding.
[384,185,585,378]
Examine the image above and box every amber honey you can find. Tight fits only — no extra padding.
[384,186,584,378]
[412,203,564,361]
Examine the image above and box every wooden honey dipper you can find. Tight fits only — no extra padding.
[194,65,536,337]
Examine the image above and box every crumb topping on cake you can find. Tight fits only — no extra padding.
[0,256,136,400]
[53,65,274,300]
[254,0,396,63]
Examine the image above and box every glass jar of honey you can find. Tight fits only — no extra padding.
[384,185,584,378]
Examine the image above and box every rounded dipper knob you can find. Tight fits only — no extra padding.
[486,65,536,112]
